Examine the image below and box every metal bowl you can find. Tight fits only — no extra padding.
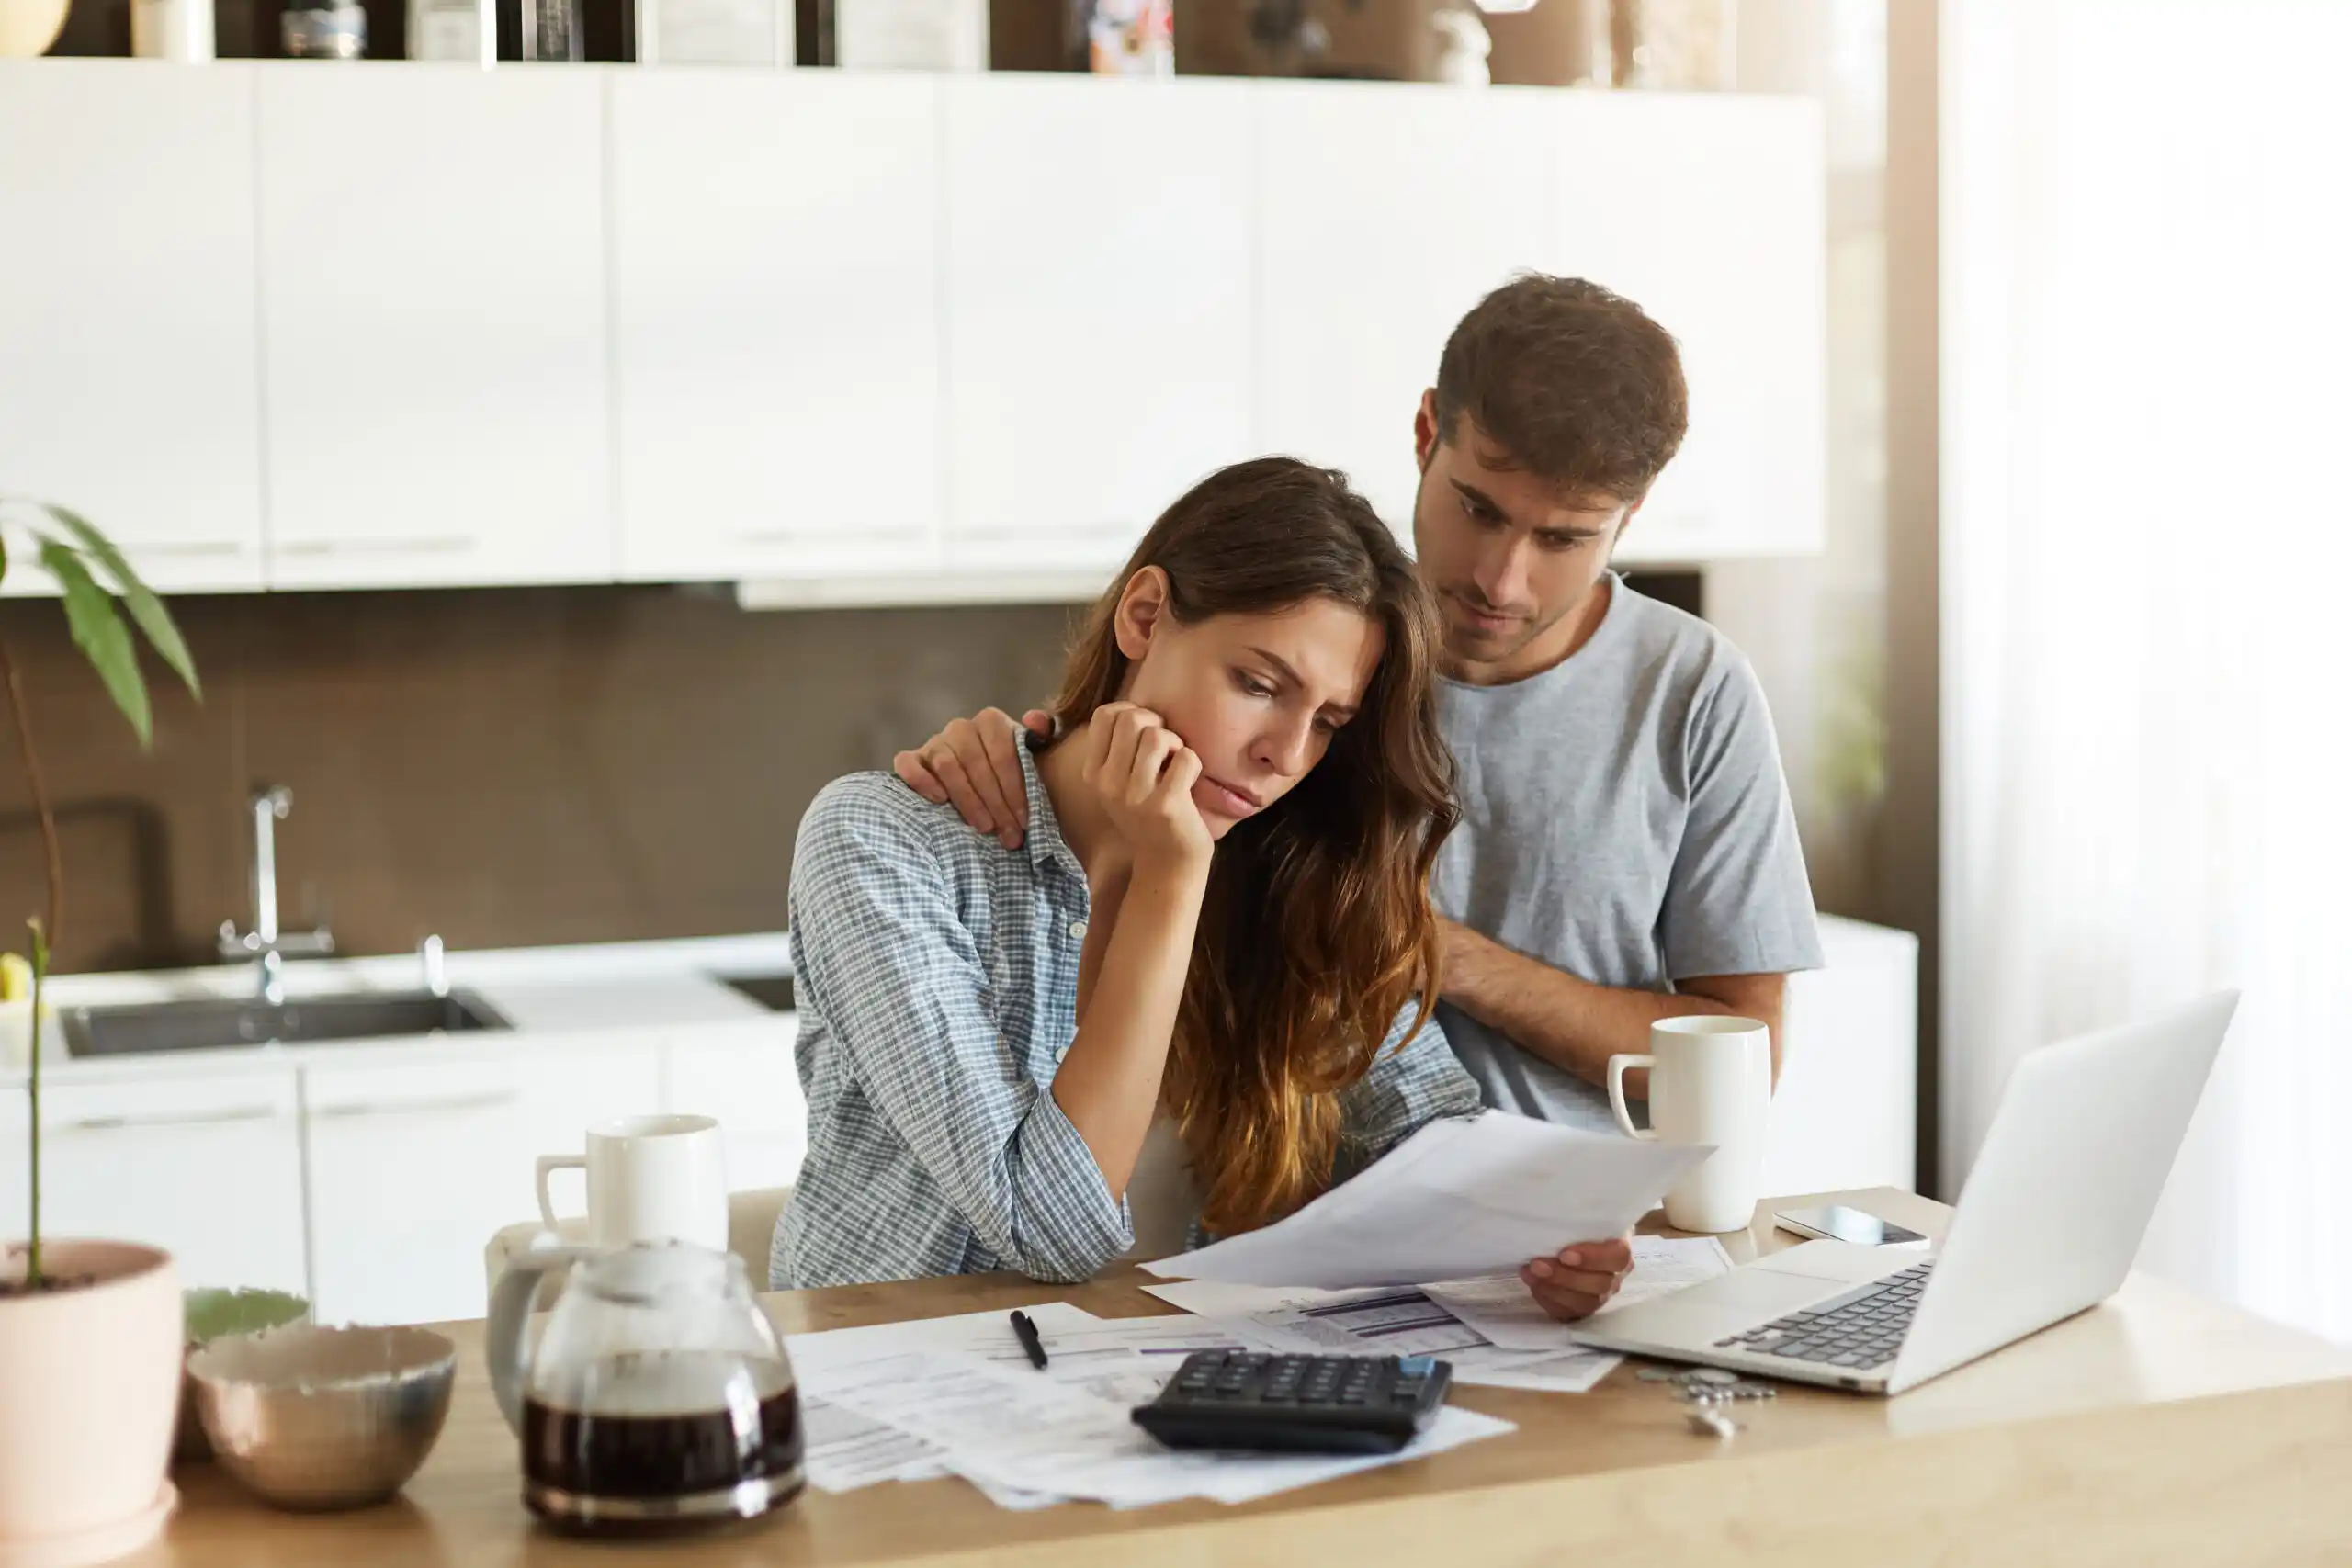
[186,1323,457,1511]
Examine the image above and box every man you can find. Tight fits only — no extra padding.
[894,275,1823,1314]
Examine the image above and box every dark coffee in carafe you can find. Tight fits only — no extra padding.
[520,1351,803,1533]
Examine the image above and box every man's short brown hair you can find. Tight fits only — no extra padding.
[1431,275,1689,502]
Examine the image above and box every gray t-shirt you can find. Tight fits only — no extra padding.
[1431,575,1824,1130]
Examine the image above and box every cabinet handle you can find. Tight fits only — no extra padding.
[311,1090,517,1120]
[732,528,918,545]
[277,537,477,557]
[122,541,250,558]
[59,1105,280,1134]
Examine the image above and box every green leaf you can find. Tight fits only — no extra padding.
[40,541,152,748]
[183,1287,311,1347]
[0,528,9,591]
[40,507,199,701]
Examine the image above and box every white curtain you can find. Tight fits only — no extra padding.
[1942,0,2352,1339]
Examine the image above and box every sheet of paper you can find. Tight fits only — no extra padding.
[1140,1111,1710,1289]
[791,1303,1110,1504]
[816,1347,1507,1510]
[1010,1313,1272,1405]
[800,1395,947,1493]
[1145,1278,1489,1359]
[1448,1345,1623,1393]
[786,1300,1104,1377]
[1145,1276,1627,1393]
[1188,1404,1517,1505]
[793,1300,1521,1510]
[1424,1236,1736,1351]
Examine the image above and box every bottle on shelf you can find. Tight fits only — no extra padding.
[281,0,368,55]
[636,0,793,65]
[409,0,494,62]
[494,0,583,59]
[832,0,984,71]
[132,0,215,60]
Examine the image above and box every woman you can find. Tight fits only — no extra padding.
[772,457,1478,1291]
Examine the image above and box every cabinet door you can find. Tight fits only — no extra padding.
[943,75,1253,576]
[0,62,266,593]
[611,72,942,583]
[301,1056,525,1325]
[255,63,612,590]
[0,1069,305,1294]
[1255,82,1558,534]
[665,1020,805,1194]
[1554,94,1826,562]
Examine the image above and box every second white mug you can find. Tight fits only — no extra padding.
[536,1113,729,1251]
[1607,1015,1772,1234]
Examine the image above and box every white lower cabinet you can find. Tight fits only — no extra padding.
[301,1055,527,1326]
[3,1019,797,1326]
[0,1069,306,1295]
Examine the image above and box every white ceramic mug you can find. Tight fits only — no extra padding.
[535,1114,729,1250]
[1608,1016,1772,1234]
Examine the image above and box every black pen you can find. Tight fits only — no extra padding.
[1010,1310,1049,1370]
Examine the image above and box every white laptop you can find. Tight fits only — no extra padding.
[1566,991,2239,1396]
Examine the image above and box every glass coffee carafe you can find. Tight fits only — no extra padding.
[487,1242,803,1533]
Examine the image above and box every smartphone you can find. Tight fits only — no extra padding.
[1772,1203,1931,1249]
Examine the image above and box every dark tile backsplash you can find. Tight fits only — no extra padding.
[0,586,1076,975]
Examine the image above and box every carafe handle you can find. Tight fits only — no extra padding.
[486,1242,593,1434]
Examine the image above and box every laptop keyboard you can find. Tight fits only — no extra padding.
[1713,1260,1937,1371]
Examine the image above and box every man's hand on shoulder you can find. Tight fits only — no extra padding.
[892,707,1054,849]
[1436,918,1509,1010]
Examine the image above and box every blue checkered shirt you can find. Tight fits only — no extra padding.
[771,739,1483,1290]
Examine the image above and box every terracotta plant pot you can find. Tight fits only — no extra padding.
[0,1241,183,1567]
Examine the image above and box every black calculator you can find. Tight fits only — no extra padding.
[1129,1349,1453,1455]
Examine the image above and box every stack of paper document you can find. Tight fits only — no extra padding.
[1140,1111,1709,1289]
[1146,1237,1736,1394]
[786,1303,1517,1509]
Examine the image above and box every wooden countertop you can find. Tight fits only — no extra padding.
[135,1189,2352,1566]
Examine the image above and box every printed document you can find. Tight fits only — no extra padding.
[1140,1111,1708,1289]
[1144,1278,1619,1393]
[1424,1236,1737,1351]
[786,1303,1514,1508]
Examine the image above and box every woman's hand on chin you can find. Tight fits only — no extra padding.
[1080,702,1214,874]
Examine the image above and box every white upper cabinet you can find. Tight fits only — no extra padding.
[2,65,1822,596]
[1254,83,1558,536]
[254,64,612,590]
[610,73,943,583]
[942,75,1254,575]
[0,62,266,593]
[1553,93,1826,562]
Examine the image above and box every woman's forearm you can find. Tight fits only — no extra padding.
[1051,857,1206,1197]
[1073,858,1130,1020]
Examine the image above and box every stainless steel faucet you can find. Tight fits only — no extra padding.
[218,784,335,1005]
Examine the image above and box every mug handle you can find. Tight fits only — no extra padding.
[1607,1054,1657,1140]
[534,1154,584,1232]
[486,1243,592,1434]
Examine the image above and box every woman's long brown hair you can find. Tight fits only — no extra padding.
[1048,457,1458,1236]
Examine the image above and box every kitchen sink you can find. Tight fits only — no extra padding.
[62,990,512,1058]
[714,971,795,1012]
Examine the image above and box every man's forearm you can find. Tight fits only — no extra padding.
[1438,920,1784,1091]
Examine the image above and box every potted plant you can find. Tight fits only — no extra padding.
[1,500,203,1565]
